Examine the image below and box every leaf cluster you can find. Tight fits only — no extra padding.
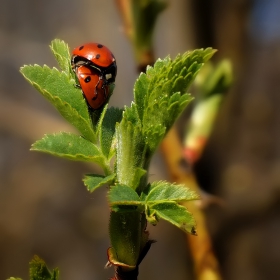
[21,40,122,176]
[134,48,215,154]
[8,255,59,280]
[108,181,199,234]
[20,39,215,233]
[115,48,216,192]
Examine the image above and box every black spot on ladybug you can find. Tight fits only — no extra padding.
[79,46,84,51]
[97,44,103,48]
[85,76,91,83]
[96,54,100,59]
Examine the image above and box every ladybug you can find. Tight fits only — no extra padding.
[71,43,117,85]
[74,65,109,110]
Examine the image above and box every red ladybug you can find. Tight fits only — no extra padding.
[71,43,117,85]
[74,65,109,110]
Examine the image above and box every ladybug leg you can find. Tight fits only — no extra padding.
[88,63,102,75]
[100,76,108,99]
[71,56,89,69]
[91,77,101,101]
[72,66,82,89]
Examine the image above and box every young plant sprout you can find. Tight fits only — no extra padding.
[18,39,215,280]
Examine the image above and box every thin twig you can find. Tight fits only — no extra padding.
[161,128,222,280]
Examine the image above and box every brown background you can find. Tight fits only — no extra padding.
[1,0,280,279]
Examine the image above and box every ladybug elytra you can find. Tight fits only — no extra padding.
[74,65,109,110]
[71,42,117,83]
[71,42,117,110]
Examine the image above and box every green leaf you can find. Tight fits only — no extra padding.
[131,168,147,193]
[108,184,141,207]
[83,173,116,193]
[147,202,196,234]
[107,247,136,269]
[134,56,171,123]
[133,48,216,155]
[20,65,95,142]
[115,117,147,190]
[49,39,72,76]
[141,49,204,100]
[6,278,22,280]
[123,102,141,125]
[30,255,59,280]
[109,211,142,267]
[140,181,199,234]
[195,59,233,98]
[134,72,149,122]
[31,132,108,168]
[177,93,193,114]
[98,106,123,159]
[166,98,188,129]
[143,100,167,134]
[143,124,166,153]
[145,181,199,202]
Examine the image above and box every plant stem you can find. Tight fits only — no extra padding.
[115,0,161,71]
[161,127,222,280]
[111,266,139,280]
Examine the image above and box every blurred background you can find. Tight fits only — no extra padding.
[1,0,280,279]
